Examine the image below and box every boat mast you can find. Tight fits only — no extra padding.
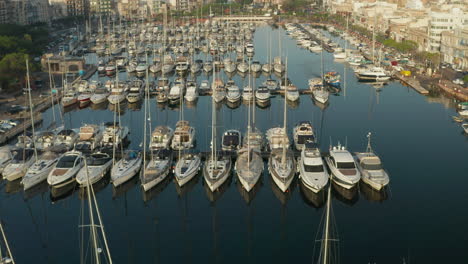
[47,58,57,125]
[366,132,372,153]
[84,159,101,264]
[281,57,288,168]
[321,178,332,264]
[143,67,149,176]
[212,60,217,168]
[0,221,15,264]
[25,58,38,162]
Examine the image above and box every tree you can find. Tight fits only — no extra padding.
[0,53,28,91]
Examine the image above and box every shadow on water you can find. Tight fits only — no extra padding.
[175,172,200,198]
[50,181,78,203]
[299,181,327,209]
[112,175,138,199]
[236,173,263,206]
[332,182,359,206]
[270,175,297,206]
[142,174,172,203]
[78,174,111,200]
[359,183,390,203]
[203,172,232,204]
[24,181,49,200]
[5,179,22,194]
[128,101,143,111]
[90,101,109,111]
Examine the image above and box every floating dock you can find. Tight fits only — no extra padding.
[0,113,43,145]
[394,73,429,95]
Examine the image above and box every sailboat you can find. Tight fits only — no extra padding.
[268,86,296,193]
[22,151,59,190]
[203,74,232,192]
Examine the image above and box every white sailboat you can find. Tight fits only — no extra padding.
[76,152,112,187]
[22,151,59,190]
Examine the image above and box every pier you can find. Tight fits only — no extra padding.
[212,16,273,22]
[394,73,429,95]
[0,113,43,145]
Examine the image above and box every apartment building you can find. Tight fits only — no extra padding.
[440,28,468,69]
[428,8,468,52]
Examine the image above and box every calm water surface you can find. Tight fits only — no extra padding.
[1,25,467,264]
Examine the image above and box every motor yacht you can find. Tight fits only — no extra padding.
[76,152,113,187]
[150,126,174,150]
[326,143,361,189]
[293,121,315,151]
[171,121,196,150]
[47,151,84,187]
[298,142,329,193]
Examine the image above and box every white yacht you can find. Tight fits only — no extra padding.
[312,84,329,105]
[62,91,78,107]
[47,151,84,187]
[286,85,300,102]
[141,149,173,191]
[90,87,110,104]
[3,148,35,181]
[264,79,278,91]
[356,66,391,82]
[108,82,128,104]
[298,142,329,193]
[226,80,241,103]
[174,153,201,186]
[255,86,270,106]
[150,126,174,150]
[101,122,129,150]
[266,127,288,150]
[212,79,226,103]
[354,133,390,191]
[76,152,113,187]
[242,86,254,102]
[184,81,198,102]
[126,80,144,103]
[245,43,255,53]
[111,150,142,187]
[221,130,242,152]
[237,61,249,73]
[326,143,361,189]
[250,60,261,73]
[293,121,315,151]
[75,124,103,153]
[22,151,59,190]
[171,120,196,150]
[53,129,79,151]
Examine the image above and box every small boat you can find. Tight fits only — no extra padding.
[76,152,113,187]
[203,61,213,72]
[111,150,142,187]
[298,142,329,193]
[108,82,128,105]
[255,85,270,106]
[204,152,231,192]
[3,148,35,181]
[184,81,198,102]
[90,87,110,104]
[242,86,254,102]
[266,127,288,150]
[0,146,12,174]
[199,80,211,93]
[286,85,300,102]
[141,149,173,191]
[237,61,249,73]
[174,153,201,186]
[47,151,84,187]
[262,63,272,73]
[224,61,237,73]
[312,84,330,104]
[77,91,92,107]
[175,61,189,73]
[75,124,103,153]
[171,120,196,150]
[354,133,389,191]
[34,131,56,151]
[293,121,315,151]
[221,130,242,151]
[168,81,184,105]
[22,151,59,190]
[264,79,278,91]
[101,122,129,150]
[126,81,144,103]
[245,43,255,53]
[212,79,226,103]
[356,66,391,82]
[150,126,174,150]
[62,91,78,107]
[250,60,261,73]
[235,147,263,192]
[324,71,341,87]
[326,143,361,189]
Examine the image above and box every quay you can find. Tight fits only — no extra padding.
[212,16,273,22]
[0,113,43,145]
[437,80,468,101]
[394,73,429,95]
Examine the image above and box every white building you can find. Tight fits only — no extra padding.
[428,8,468,52]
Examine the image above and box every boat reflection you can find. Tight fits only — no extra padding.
[142,174,171,203]
[90,101,108,111]
[332,183,359,206]
[270,176,296,206]
[50,181,78,203]
[175,172,200,197]
[286,99,300,109]
[299,181,326,209]
[5,179,22,194]
[24,181,49,200]
[128,101,143,111]
[226,99,241,109]
[108,101,127,114]
[236,174,262,205]
[312,96,330,110]
[112,175,138,199]
[359,182,389,202]
[204,173,232,204]
[78,174,110,200]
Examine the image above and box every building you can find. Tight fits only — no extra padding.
[66,0,88,17]
[0,0,9,24]
[440,28,468,69]
[1,0,51,25]
[147,0,168,16]
[428,8,468,52]
[90,0,114,15]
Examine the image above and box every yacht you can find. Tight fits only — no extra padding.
[22,151,59,190]
[273,57,285,74]
[255,86,271,106]
[184,81,198,102]
[175,61,189,74]
[226,81,241,103]
[264,79,278,91]
[101,122,129,151]
[204,152,231,192]
[171,120,196,150]
[126,79,144,103]
[53,129,79,151]
[293,121,315,151]
[266,127,288,150]
[245,43,255,53]
[174,153,201,186]
[3,148,35,181]
[47,151,84,187]
[168,81,184,105]
[235,147,263,192]
[90,87,110,104]
[262,63,272,73]
[462,123,468,134]
[200,80,211,93]
[77,90,92,107]
[212,79,226,103]
[325,143,361,189]
[221,130,242,151]
[75,124,103,153]
[141,149,173,191]
[286,85,300,102]
[312,84,330,105]
[354,133,390,191]
[203,61,213,72]
[150,126,174,150]
[76,152,113,187]
[34,131,56,151]
[111,150,142,187]
[250,60,261,73]
[237,61,249,73]
[62,91,78,107]
[224,61,237,73]
[298,142,329,193]
[135,63,148,77]
[0,146,12,174]
[356,66,391,82]
[190,60,202,73]
[242,86,254,102]
[108,82,128,104]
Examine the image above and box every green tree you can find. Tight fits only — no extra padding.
[0,53,28,91]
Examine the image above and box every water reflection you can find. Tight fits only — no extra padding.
[359,183,389,203]
[112,175,138,199]
[78,174,110,200]
[299,182,326,209]
[204,173,232,204]
[5,179,22,194]
[142,174,171,203]
[332,183,359,206]
[50,182,77,202]
[24,181,49,200]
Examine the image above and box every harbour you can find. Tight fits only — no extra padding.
[0,21,467,264]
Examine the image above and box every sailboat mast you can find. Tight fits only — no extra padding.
[143,68,149,176]
[84,159,101,264]
[322,178,332,264]
[281,58,288,167]
[47,58,56,124]
[25,58,38,162]
[0,222,15,264]
[211,61,217,167]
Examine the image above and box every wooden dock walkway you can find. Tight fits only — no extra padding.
[394,73,429,95]
[0,113,43,145]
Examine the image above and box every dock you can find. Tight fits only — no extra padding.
[394,73,429,95]
[82,65,97,80]
[0,113,43,145]
[437,80,468,101]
